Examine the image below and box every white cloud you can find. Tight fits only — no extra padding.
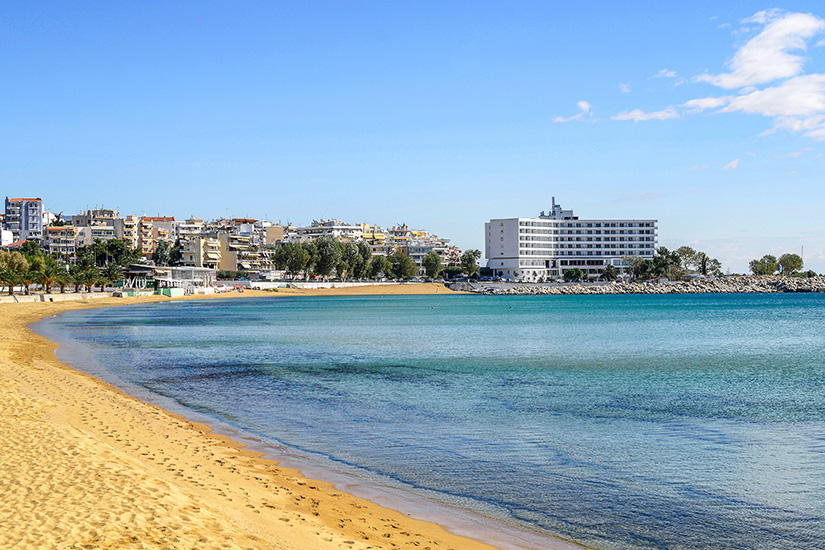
[697,11,825,89]
[619,83,631,93]
[723,159,741,169]
[723,74,825,116]
[652,69,679,79]
[681,96,732,112]
[612,107,679,121]
[746,151,757,156]
[553,100,593,123]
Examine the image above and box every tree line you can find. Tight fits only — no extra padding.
[0,239,140,295]
[269,237,482,280]
[749,254,811,276]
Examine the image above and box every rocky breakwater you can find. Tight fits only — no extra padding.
[476,276,825,296]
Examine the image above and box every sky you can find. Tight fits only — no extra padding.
[3,1,825,273]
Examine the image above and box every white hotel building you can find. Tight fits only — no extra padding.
[485,199,658,281]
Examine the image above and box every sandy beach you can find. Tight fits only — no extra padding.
[0,284,528,550]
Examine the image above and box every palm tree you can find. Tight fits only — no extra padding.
[601,264,617,281]
[38,257,60,294]
[55,267,71,294]
[99,263,123,290]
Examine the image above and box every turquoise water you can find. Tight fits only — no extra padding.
[38,294,825,549]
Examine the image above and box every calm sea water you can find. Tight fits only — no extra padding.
[37,293,825,550]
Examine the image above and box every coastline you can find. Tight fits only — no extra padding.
[0,285,584,550]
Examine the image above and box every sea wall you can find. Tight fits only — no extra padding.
[0,292,115,304]
[470,276,825,295]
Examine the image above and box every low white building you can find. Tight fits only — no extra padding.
[485,198,658,281]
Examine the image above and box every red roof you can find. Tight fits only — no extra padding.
[3,240,28,248]
[233,218,258,223]
[141,216,175,222]
[48,226,74,232]
[7,197,42,202]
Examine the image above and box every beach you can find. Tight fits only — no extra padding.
[0,285,521,550]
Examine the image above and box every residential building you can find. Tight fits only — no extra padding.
[78,225,116,247]
[1,228,13,247]
[289,219,363,242]
[485,198,658,281]
[138,216,176,258]
[4,197,44,242]
[176,217,205,239]
[69,207,118,228]
[46,226,79,261]
[114,215,139,250]
[180,236,221,270]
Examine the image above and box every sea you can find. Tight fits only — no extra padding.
[33,293,825,550]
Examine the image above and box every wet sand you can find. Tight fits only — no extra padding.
[0,285,582,550]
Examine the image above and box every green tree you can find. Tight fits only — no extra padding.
[460,249,482,277]
[100,262,124,289]
[23,255,45,295]
[49,211,66,227]
[389,253,417,280]
[37,256,60,294]
[152,240,173,266]
[676,246,698,272]
[367,255,391,279]
[0,250,30,295]
[601,264,617,281]
[313,237,341,279]
[274,242,311,279]
[749,255,778,276]
[653,247,682,280]
[777,253,803,275]
[355,242,373,280]
[563,268,584,282]
[170,238,184,267]
[78,239,140,267]
[622,255,654,280]
[422,250,442,278]
[19,240,42,257]
[55,266,72,294]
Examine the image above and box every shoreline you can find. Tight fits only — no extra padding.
[1,285,585,550]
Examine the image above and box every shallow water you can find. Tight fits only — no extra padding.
[38,293,825,549]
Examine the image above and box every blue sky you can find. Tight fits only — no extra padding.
[3,1,825,273]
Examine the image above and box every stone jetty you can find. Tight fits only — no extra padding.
[465,276,825,296]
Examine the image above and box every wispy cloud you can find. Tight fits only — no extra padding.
[652,69,679,79]
[612,108,679,121]
[723,159,741,170]
[553,100,593,123]
[697,11,825,88]
[687,164,710,171]
[614,9,825,140]
[619,83,631,93]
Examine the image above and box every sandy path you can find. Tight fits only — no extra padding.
[0,287,507,550]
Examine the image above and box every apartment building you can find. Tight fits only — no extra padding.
[138,216,175,258]
[46,226,79,260]
[78,225,116,247]
[70,207,118,228]
[4,197,44,242]
[289,219,363,242]
[114,215,139,250]
[180,236,221,270]
[485,198,658,281]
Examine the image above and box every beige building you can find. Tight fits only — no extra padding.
[46,226,79,261]
[180,236,221,270]
[114,215,139,250]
